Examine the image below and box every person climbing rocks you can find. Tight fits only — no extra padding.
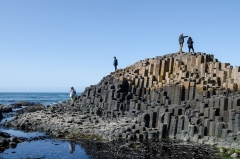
[113,56,118,71]
[178,33,188,52]
[187,37,194,53]
[70,86,76,105]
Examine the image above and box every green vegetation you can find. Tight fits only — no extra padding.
[235,148,240,153]
[219,147,240,159]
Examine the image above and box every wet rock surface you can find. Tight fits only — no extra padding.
[0,104,12,113]
[16,104,44,114]
[0,101,44,113]
[9,101,41,108]
[0,131,26,152]
[78,139,221,159]
[0,102,45,123]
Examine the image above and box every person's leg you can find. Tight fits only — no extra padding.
[71,97,75,105]
[188,47,190,52]
[179,43,183,52]
[192,47,194,53]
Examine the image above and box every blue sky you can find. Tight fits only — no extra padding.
[0,1,239,92]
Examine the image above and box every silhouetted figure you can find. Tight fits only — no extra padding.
[178,33,188,52]
[187,37,194,53]
[113,56,118,71]
[69,141,75,154]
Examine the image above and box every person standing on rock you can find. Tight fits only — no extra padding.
[178,33,188,52]
[187,37,194,53]
[113,56,118,71]
[70,87,76,105]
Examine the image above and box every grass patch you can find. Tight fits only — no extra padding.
[235,148,240,153]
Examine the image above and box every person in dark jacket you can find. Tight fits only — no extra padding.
[178,33,188,52]
[113,56,118,71]
[187,37,194,53]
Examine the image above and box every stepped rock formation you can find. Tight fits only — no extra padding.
[81,52,240,142]
[4,52,240,150]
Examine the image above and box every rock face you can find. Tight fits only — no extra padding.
[4,52,240,149]
[0,131,25,152]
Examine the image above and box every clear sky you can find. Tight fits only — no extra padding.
[0,0,239,92]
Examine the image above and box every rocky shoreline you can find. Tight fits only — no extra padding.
[2,52,240,158]
[0,102,222,158]
[2,99,135,141]
[77,139,221,159]
[0,131,25,152]
[0,101,48,152]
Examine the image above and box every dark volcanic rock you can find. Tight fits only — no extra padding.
[77,140,221,159]
[16,104,44,114]
[0,104,12,113]
[0,131,26,152]
[9,101,39,108]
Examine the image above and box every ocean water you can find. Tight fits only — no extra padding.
[0,137,90,159]
[0,92,71,106]
[0,128,90,159]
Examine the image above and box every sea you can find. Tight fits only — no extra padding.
[0,92,71,106]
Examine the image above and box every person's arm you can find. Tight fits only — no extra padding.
[184,36,188,38]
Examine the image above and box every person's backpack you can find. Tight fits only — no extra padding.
[73,90,76,95]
